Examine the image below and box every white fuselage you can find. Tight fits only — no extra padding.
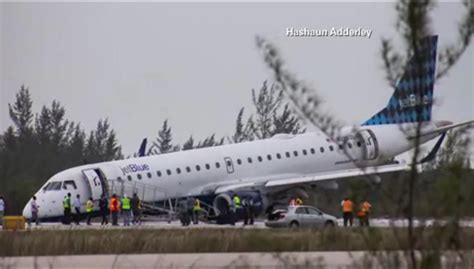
[23,122,440,219]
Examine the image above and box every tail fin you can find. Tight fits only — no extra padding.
[363,35,438,125]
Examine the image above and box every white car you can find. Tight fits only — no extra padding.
[265,205,338,228]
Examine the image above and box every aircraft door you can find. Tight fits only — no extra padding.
[224,157,234,174]
[358,130,379,160]
[82,169,105,200]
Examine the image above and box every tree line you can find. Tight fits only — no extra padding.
[0,81,304,214]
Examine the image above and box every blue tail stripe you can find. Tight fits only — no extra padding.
[363,35,438,126]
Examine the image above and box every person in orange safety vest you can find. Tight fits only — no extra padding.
[341,197,354,227]
[109,194,120,226]
[357,200,372,227]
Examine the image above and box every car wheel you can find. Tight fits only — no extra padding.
[289,221,299,228]
[324,221,335,228]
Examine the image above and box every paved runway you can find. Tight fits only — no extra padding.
[23,218,474,230]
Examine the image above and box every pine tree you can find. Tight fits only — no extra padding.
[273,104,305,135]
[8,85,34,139]
[252,81,282,139]
[152,119,173,154]
[182,136,194,150]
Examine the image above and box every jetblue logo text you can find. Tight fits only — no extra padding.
[120,164,150,175]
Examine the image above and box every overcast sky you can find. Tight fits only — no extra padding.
[1,2,472,155]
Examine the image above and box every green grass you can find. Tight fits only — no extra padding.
[1,227,474,256]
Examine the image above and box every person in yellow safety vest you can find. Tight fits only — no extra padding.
[296,198,303,206]
[86,197,94,225]
[121,194,131,226]
[63,193,72,225]
[232,194,241,225]
[193,198,201,224]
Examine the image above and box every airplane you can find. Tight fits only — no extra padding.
[22,35,472,222]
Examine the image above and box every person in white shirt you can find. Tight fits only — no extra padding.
[0,195,5,225]
[30,196,39,225]
[74,194,81,225]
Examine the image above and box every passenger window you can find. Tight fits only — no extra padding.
[147,172,152,178]
[176,168,181,174]
[157,171,162,177]
[205,164,210,170]
[339,145,343,150]
[196,165,201,171]
[267,154,272,161]
[295,207,308,214]
[166,169,172,175]
[137,174,142,180]
[247,157,253,164]
[286,152,291,158]
[276,153,281,159]
[186,166,191,173]
[237,159,242,165]
[320,147,325,153]
[310,148,315,154]
[348,143,352,149]
[357,141,362,147]
[215,162,220,168]
[258,156,263,162]
[127,175,132,181]
[329,145,334,151]
[307,208,321,215]
[293,151,298,157]
[302,149,307,155]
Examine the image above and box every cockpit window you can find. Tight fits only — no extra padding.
[63,180,77,190]
[45,182,62,191]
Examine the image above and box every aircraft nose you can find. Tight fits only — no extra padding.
[22,200,32,219]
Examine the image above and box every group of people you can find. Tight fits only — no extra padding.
[341,197,372,227]
[178,194,256,226]
[178,197,202,226]
[62,192,142,226]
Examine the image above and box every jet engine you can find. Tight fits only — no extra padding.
[212,191,264,216]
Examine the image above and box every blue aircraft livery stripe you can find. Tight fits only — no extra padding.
[363,35,437,126]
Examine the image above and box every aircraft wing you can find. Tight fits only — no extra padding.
[263,163,409,188]
[187,163,409,196]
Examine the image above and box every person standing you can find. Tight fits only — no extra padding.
[74,194,81,225]
[186,197,194,225]
[30,196,40,226]
[86,197,94,225]
[341,197,354,227]
[99,194,109,225]
[131,193,141,225]
[242,198,249,225]
[110,194,119,226]
[232,194,241,223]
[0,195,5,226]
[193,198,201,224]
[121,194,131,226]
[361,200,372,226]
[178,199,189,226]
[63,193,72,225]
[247,198,255,225]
